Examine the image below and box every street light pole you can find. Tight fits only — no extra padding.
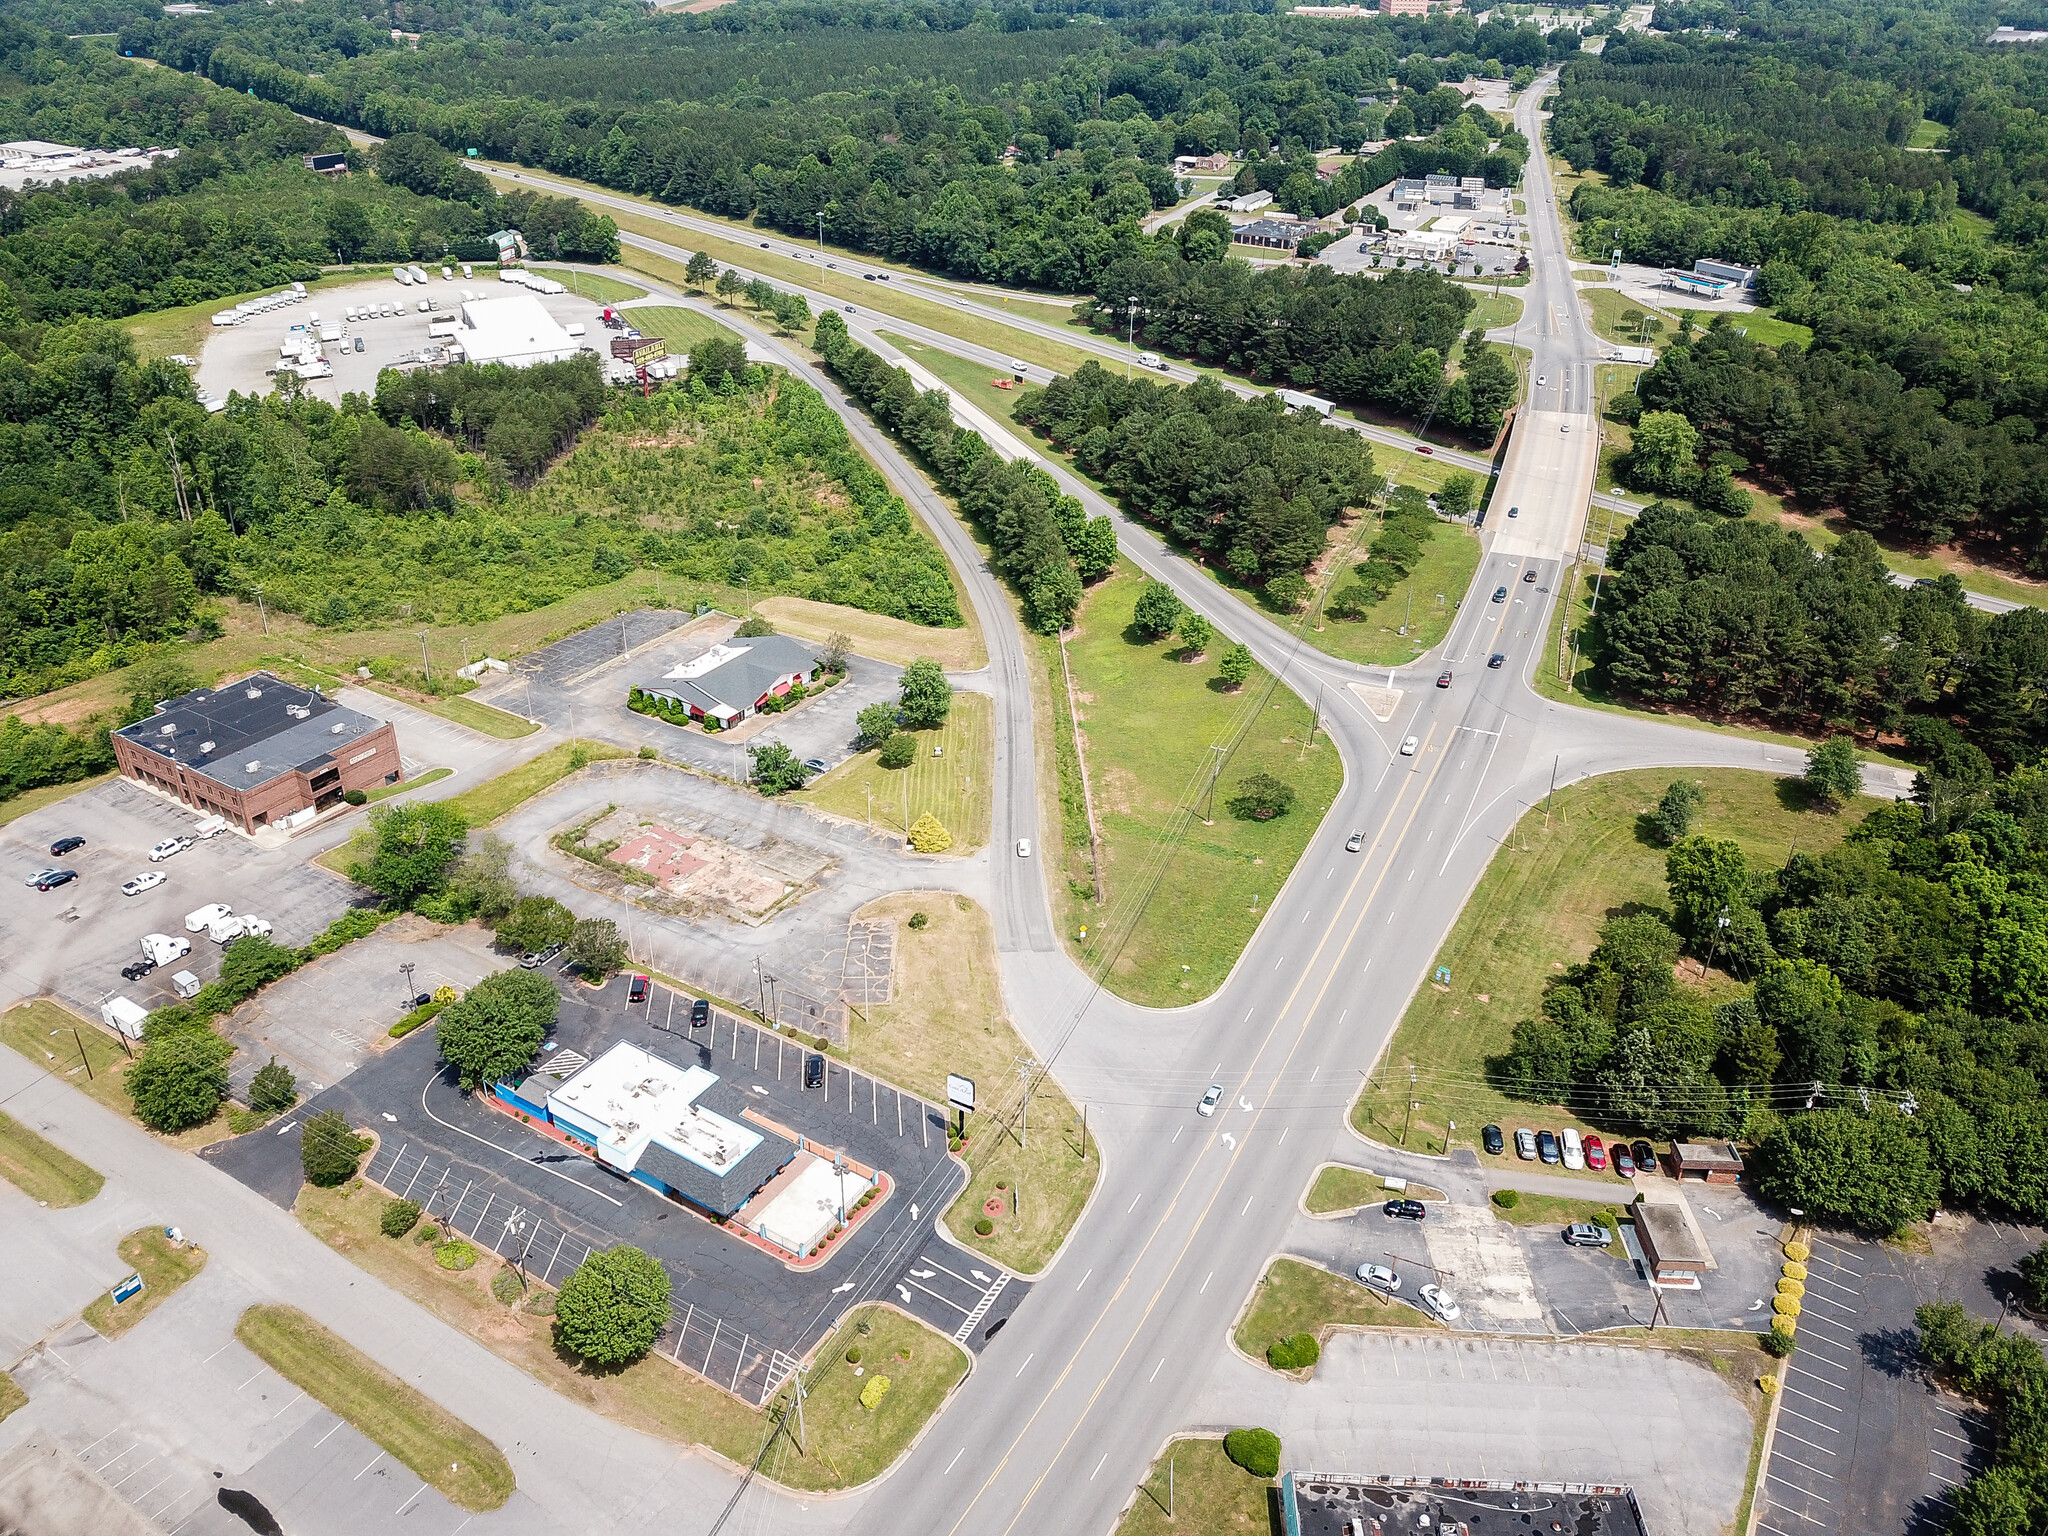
[417,629,431,681]
[400,961,416,1007]
[1125,297,1139,378]
[252,585,269,636]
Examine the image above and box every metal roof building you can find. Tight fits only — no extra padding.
[450,295,580,368]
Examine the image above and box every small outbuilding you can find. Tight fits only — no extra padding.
[1634,1200,1712,1288]
[1672,1141,1745,1184]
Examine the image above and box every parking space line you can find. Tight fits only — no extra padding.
[1780,1407,1840,1435]
[1927,1446,1974,1466]
[1781,1384,1838,1411]
[1766,1473,1832,1504]
[1787,1366,1847,1392]
[1764,1500,1829,1527]
[1928,1422,1976,1442]
[271,1389,306,1419]
[355,1450,386,1479]
[235,1368,267,1392]
[1791,1347,1850,1371]
[1777,1430,1835,1458]
[77,1428,121,1457]
[315,1417,348,1448]
[1805,1273,1861,1298]
[111,1456,158,1489]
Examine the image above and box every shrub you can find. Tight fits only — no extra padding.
[908,813,953,853]
[974,1217,994,1235]
[1774,1294,1802,1317]
[1492,1188,1520,1209]
[1773,1313,1796,1336]
[227,1107,271,1135]
[389,999,447,1038]
[1778,1278,1806,1298]
[637,745,656,759]
[301,1108,371,1187]
[1782,1261,1808,1281]
[128,1029,233,1132]
[1223,1427,1282,1479]
[1762,1325,1798,1358]
[859,1374,892,1410]
[416,1223,439,1244]
[1784,1241,1811,1263]
[436,1240,478,1271]
[1266,1333,1320,1371]
[908,911,929,930]
[845,1346,863,1365]
[249,1057,298,1114]
[492,1267,525,1305]
[381,1198,422,1237]
[554,1245,672,1365]
[878,732,917,769]
[735,614,775,637]
[343,788,368,805]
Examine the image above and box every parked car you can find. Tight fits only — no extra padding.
[23,867,61,887]
[1198,1083,1223,1117]
[690,998,711,1029]
[121,872,166,897]
[1417,1284,1460,1322]
[406,992,433,1010]
[49,835,84,856]
[1345,830,1364,852]
[1561,1127,1585,1170]
[1563,1222,1612,1248]
[35,869,75,890]
[148,837,191,862]
[1612,1144,1637,1176]
[803,758,827,774]
[1632,1139,1657,1173]
[1400,735,1419,756]
[1537,1129,1561,1164]
[628,974,649,1003]
[804,1052,826,1089]
[1356,1263,1401,1294]
[1383,1198,1427,1221]
[1585,1134,1607,1171]
[1482,1124,1505,1155]
[519,942,564,970]
[1515,1127,1537,1160]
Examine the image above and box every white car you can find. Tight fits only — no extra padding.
[1536,373,1548,387]
[1561,1126,1585,1171]
[148,836,192,862]
[1198,1083,1223,1117]
[1356,1262,1401,1294]
[1400,735,1419,756]
[1016,838,1032,858]
[121,873,166,897]
[23,867,61,887]
[1418,1283,1461,1323]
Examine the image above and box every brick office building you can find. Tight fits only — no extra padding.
[112,672,402,834]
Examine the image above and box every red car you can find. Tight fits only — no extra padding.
[1419,446,1435,455]
[1436,669,1453,688]
[628,974,649,1003]
[1585,1134,1607,1171]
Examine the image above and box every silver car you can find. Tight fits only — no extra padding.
[1356,1262,1401,1294]
[1418,1283,1461,1322]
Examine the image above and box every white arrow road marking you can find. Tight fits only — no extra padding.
[896,1284,912,1303]
[971,1269,992,1284]
[832,1282,855,1294]
[1238,1096,1254,1112]
[911,1269,936,1279]
[1221,1133,1237,1149]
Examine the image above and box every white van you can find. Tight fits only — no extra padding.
[184,902,233,934]
[1560,1127,1585,1171]
[1139,351,1165,370]
[193,815,228,839]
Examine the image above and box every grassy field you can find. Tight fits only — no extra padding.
[1583,286,1674,348]
[0,1373,24,1425]
[1351,769,1877,1159]
[367,767,452,802]
[1672,308,1814,349]
[755,595,986,671]
[446,739,629,825]
[1116,1437,1275,1536]
[0,1001,138,1121]
[297,1179,962,1488]
[1308,520,1484,666]
[525,267,646,303]
[1234,1257,1438,1369]
[1466,290,1524,330]
[608,303,744,356]
[759,1305,967,1492]
[389,692,540,739]
[121,268,413,360]
[795,692,993,850]
[880,332,1033,438]
[0,772,117,830]
[235,1304,514,1512]
[82,1228,207,1337]
[1060,562,1343,1005]
[0,1110,103,1207]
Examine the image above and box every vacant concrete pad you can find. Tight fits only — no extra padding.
[1422,1201,1542,1329]
[0,1431,159,1536]
[1195,1333,1752,1536]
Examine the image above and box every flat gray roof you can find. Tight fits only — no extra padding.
[115,671,384,792]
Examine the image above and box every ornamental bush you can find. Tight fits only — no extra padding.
[1224,1427,1282,1479]
[436,1240,478,1271]
[1265,1332,1320,1371]
[908,813,953,853]
[300,1108,370,1187]
[1782,1261,1808,1281]
[1774,1294,1802,1317]
[1763,1325,1798,1358]
[974,1217,994,1235]
[1492,1188,1520,1209]
[860,1374,892,1411]
[380,1198,422,1238]
[878,732,917,769]
[1784,1240,1811,1263]
[1778,1278,1806,1298]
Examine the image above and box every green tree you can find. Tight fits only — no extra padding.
[2021,1241,2048,1313]
[878,732,917,769]
[219,935,299,997]
[249,1057,297,1114]
[554,1245,673,1365]
[1804,736,1862,811]
[381,1198,422,1237]
[1756,1107,1938,1234]
[715,268,745,303]
[125,659,197,723]
[749,741,811,794]
[688,334,748,391]
[1263,574,1312,614]
[1178,611,1214,658]
[347,801,468,909]
[1664,836,1749,948]
[1132,580,1185,637]
[1648,779,1704,843]
[1627,411,1699,494]
[1218,643,1254,691]
[855,702,900,747]
[301,1108,370,1188]
[1228,773,1296,821]
[435,968,558,1090]
[325,200,372,262]
[1073,517,1119,581]
[447,832,519,922]
[1434,471,1477,517]
[499,895,575,955]
[684,250,717,288]
[734,614,775,637]
[126,1030,232,1133]
[898,657,953,729]
[567,918,628,979]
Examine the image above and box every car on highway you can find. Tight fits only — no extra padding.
[1612,1144,1637,1176]
[1507,505,1519,519]
[1537,1129,1561,1164]
[1383,1198,1427,1221]
[1016,838,1032,857]
[628,974,650,1003]
[35,869,76,891]
[148,837,191,862]
[1515,1127,1537,1160]
[1488,653,1505,669]
[1418,445,1434,455]
[121,873,166,897]
[1482,1124,1504,1155]
[49,835,85,856]
[1523,569,1537,582]
[1585,1134,1608,1170]
[1563,1222,1612,1248]
[1436,669,1452,688]
[691,998,711,1029]
[804,1052,826,1089]
[1400,735,1418,755]
[1198,1083,1223,1117]
[1492,586,1507,603]
[1561,1127,1585,1170]
[1632,1139,1657,1173]
[1417,1284,1460,1322]
[1356,1263,1401,1294]
[1561,423,1571,433]
[1345,830,1365,852]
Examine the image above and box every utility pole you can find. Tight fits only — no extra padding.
[817,212,825,252]
[418,630,432,681]
[1544,755,1559,827]
[1202,743,1225,823]
[1168,1450,1174,1518]
[251,585,269,636]
[790,1364,808,1454]
[1400,1064,1418,1146]
[1125,296,1139,378]
[1016,1057,1039,1150]
[70,1028,93,1081]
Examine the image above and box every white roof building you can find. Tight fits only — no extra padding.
[451,295,579,368]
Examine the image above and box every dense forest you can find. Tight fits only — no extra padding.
[1497,753,2048,1235]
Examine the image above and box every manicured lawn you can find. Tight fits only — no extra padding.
[1351,769,1877,1159]
[1234,1258,1438,1369]
[1465,290,1524,330]
[0,1372,25,1425]
[1491,1191,1632,1258]
[235,1304,514,1512]
[83,1227,207,1337]
[795,692,993,850]
[754,595,986,672]
[0,1110,103,1206]
[0,772,117,830]
[1909,117,1949,148]
[604,303,744,357]
[761,1305,967,1492]
[0,1001,137,1120]
[1583,286,1674,348]
[445,739,628,826]
[1303,1164,1442,1213]
[524,266,646,303]
[368,766,452,802]
[1116,1437,1275,1536]
[1671,307,1814,349]
[1061,562,1343,1005]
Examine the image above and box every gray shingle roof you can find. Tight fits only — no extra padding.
[638,1125,797,1217]
[641,634,818,717]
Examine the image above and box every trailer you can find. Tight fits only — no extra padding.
[101,996,149,1040]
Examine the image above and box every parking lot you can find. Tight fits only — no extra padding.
[0,775,357,1023]
[204,972,1024,1404]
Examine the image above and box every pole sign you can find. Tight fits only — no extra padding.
[946,1074,976,1114]
[110,1273,144,1306]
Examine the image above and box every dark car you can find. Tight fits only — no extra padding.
[628,974,650,1003]
[804,1052,826,1090]
[407,992,433,1009]
[1481,1124,1505,1155]
[36,869,76,890]
[1632,1139,1657,1173]
[1612,1144,1637,1176]
[1522,569,1537,583]
[1507,505,1519,519]
[1436,669,1453,688]
[49,836,85,856]
[1536,1129,1561,1164]
[1491,586,1507,603]
[690,998,711,1029]
[1488,653,1505,669]
[1383,1198,1427,1221]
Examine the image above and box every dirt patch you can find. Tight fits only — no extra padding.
[555,803,831,925]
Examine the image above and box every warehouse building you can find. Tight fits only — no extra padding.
[112,672,400,834]
[448,294,580,368]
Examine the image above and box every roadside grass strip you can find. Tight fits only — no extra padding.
[0,1109,103,1206]
[233,1305,514,1512]
[1116,1436,1274,1536]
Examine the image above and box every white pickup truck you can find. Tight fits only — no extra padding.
[185,902,232,934]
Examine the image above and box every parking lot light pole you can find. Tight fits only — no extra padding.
[400,962,416,1007]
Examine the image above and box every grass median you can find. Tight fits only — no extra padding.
[83,1227,207,1337]
[1304,1165,1444,1214]
[1352,768,1875,1161]
[795,692,992,851]
[236,1304,513,1511]
[0,1109,103,1206]
[525,266,646,303]
[1234,1257,1440,1373]
[419,695,540,739]
[0,1000,231,1148]
[1116,1437,1275,1536]
[447,738,629,825]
